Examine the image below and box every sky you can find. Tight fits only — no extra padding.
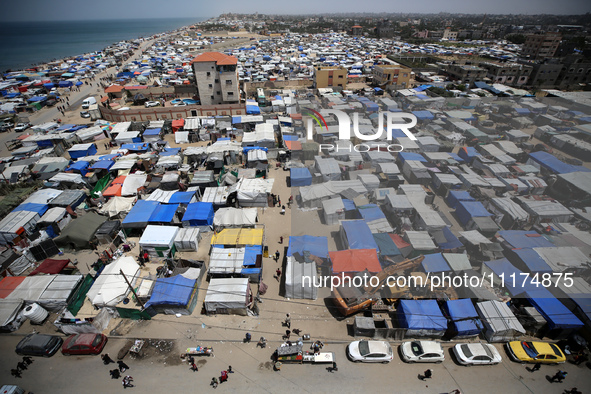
[1,0,590,22]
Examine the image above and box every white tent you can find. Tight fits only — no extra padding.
[175,131,189,144]
[0,210,40,245]
[99,196,136,218]
[37,207,71,230]
[121,173,147,196]
[204,278,250,315]
[5,275,54,303]
[174,227,201,252]
[284,256,317,300]
[87,256,140,307]
[476,300,525,343]
[235,178,274,207]
[115,131,140,145]
[209,247,246,275]
[213,208,258,227]
[37,274,83,312]
[139,225,179,258]
[322,198,345,225]
[0,299,25,332]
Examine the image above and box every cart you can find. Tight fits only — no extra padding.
[129,340,145,357]
[181,346,214,358]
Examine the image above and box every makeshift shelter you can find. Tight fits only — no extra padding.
[29,258,71,276]
[340,220,378,250]
[213,208,257,228]
[443,299,483,338]
[285,256,317,300]
[121,200,158,229]
[174,227,201,252]
[372,233,402,261]
[446,190,475,210]
[54,212,106,249]
[0,210,40,245]
[204,278,250,315]
[455,201,492,227]
[3,275,53,304]
[144,268,203,315]
[94,220,122,245]
[121,173,147,196]
[139,225,179,259]
[99,196,136,219]
[398,299,448,338]
[208,246,261,276]
[211,228,263,247]
[48,190,86,209]
[37,207,71,235]
[0,299,25,332]
[476,300,526,342]
[442,253,472,272]
[421,253,451,273]
[322,198,345,225]
[36,274,83,312]
[290,167,312,187]
[87,256,139,308]
[329,249,382,275]
[103,176,126,197]
[182,202,214,229]
[68,143,97,159]
[525,289,584,338]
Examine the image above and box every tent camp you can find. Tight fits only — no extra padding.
[322,198,345,225]
[99,196,136,219]
[121,173,147,196]
[68,143,97,159]
[139,225,179,259]
[144,268,203,315]
[211,228,263,247]
[87,256,140,308]
[285,256,317,300]
[54,212,106,249]
[398,299,448,338]
[340,220,378,250]
[208,246,261,276]
[174,227,201,252]
[204,278,250,315]
[182,202,214,229]
[0,210,41,245]
[476,300,525,342]
[329,249,382,275]
[290,167,312,187]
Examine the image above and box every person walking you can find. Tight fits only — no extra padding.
[275,250,280,262]
[190,361,198,372]
[530,362,541,372]
[284,329,291,340]
[110,369,121,379]
[550,370,567,383]
[424,369,432,379]
[279,236,283,244]
[118,360,129,372]
[275,268,281,281]
[16,361,27,371]
[102,353,114,365]
[210,377,218,389]
[227,366,234,373]
[22,356,33,365]
[284,314,291,329]
[122,376,134,389]
[11,369,22,378]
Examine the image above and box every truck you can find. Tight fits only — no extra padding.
[81,96,97,109]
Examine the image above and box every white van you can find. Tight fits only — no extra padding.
[81,97,97,109]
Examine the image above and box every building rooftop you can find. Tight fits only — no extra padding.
[191,51,238,65]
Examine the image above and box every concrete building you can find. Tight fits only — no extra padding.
[350,25,363,36]
[525,60,564,89]
[314,66,348,89]
[479,62,533,86]
[376,20,395,39]
[372,64,412,89]
[521,32,561,60]
[442,64,487,86]
[191,52,239,105]
[556,55,591,90]
[442,28,458,41]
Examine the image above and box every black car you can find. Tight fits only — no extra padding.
[16,334,63,357]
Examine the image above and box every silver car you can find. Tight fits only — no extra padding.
[400,341,445,363]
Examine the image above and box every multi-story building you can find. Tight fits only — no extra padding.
[524,59,563,89]
[376,20,395,39]
[442,64,487,86]
[372,63,412,89]
[191,52,239,105]
[479,62,533,86]
[314,66,348,89]
[521,32,561,60]
[556,55,591,90]
[350,25,363,36]
[442,28,458,41]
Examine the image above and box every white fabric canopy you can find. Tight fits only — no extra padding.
[87,256,139,307]
[121,174,147,196]
[213,208,257,227]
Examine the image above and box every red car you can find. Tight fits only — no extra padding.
[61,333,108,355]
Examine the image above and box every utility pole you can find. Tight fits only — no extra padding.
[120,269,144,309]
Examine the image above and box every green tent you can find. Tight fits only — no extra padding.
[54,212,107,249]
[92,174,111,198]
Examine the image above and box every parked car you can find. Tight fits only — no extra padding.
[144,101,160,108]
[61,333,108,356]
[346,340,393,363]
[400,341,445,363]
[80,111,90,118]
[16,334,63,357]
[14,123,30,132]
[505,341,565,364]
[452,343,502,366]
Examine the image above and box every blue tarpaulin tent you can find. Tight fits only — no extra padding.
[455,201,492,227]
[168,191,195,204]
[526,289,584,330]
[160,148,180,157]
[122,200,159,228]
[528,152,591,174]
[398,152,427,164]
[446,190,475,210]
[287,235,329,258]
[412,110,434,120]
[421,253,451,273]
[89,160,114,171]
[144,273,199,314]
[66,160,90,175]
[290,168,312,187]
[358,204,386,222]
[341,220,378,250]
[12,202,48,216]
[243,245,263,266]
[68,143,97,159]
[443,299,483,337]
[398,299,448,336]
[511,249,553,273]
[457,147,481,163]
[149,203,178,223]
[483,258,538,296]
[498,230,554,249]
[435,227,464,250]
[121,143,149,152]
[182,202,214,226]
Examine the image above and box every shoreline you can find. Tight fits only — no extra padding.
[1,17,205,73]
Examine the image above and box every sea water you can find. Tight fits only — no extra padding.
[0,17,204,72]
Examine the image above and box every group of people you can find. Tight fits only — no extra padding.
[10,356,33,378]
[210,367,233,389]
[102,353,133,388]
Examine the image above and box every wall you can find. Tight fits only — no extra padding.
[99,103,246,122]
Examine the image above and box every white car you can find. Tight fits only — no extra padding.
[14,123,30,132]
[144,101,160,108]
[400,341,445,363]
[347,340,393,363]
[452,343,502,366]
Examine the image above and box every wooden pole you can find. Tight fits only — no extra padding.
[120,269,145,309]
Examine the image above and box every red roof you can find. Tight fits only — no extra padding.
[329,249,382,274]
[0,276,25,299]
[285,140,302,151]
[105,85,124,93]
[389,234,411,249]
[191,52,237,66]
[29,258,70,276]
